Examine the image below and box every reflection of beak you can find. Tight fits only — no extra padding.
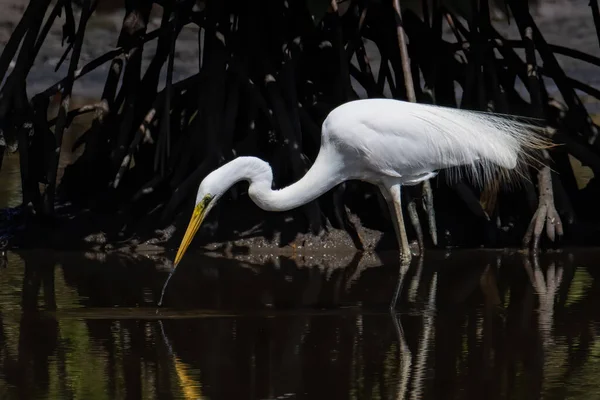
[174,202,207,267]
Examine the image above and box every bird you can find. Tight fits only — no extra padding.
[169,98,550,276]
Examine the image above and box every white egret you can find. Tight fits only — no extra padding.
[171,98,550,267]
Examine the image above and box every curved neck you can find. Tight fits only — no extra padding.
[217,152,343,212]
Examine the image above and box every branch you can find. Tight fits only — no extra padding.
[43,0,95,215]
[32,11,196,102]
[392,0,437,248]
[505,40,600,68]
[46,101,109,128]
[590,0,600,50]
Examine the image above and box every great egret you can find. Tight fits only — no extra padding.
[171,98,549,268]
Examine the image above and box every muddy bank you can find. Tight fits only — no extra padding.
[2,184,583,256]
[0,200,404,255]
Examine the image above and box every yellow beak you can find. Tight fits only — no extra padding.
[173,202,207,267]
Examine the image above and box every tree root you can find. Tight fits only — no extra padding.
[422,180,437,245]
[406,193,424,254]
[505,3,565,253]
[143,224,177,245]
[393,0,438,253]
[523,159,564,252]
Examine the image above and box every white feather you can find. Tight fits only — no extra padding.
[322,98,550,188]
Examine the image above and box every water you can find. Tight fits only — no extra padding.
[0,248,599,399]
[0,153,21,209]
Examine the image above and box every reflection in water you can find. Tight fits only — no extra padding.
[0,153,21,209]
[0,249,600,399]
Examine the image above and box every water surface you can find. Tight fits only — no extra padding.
[0,249,600,399]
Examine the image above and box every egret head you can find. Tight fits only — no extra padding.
[172,157,274,267]
[172,170,226,267]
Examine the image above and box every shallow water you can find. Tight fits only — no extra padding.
[0,248,599,399]
[0,153,21,209]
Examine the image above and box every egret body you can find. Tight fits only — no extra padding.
[172,98,549,267]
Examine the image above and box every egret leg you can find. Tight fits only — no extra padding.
[385,193,410,310]
[381,183,413,310]
[391,185,412,264]
[381,183,412,264]
[379,186,402,253]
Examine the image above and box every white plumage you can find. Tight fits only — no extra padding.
[323,98,547,188]
[171,98,551,268]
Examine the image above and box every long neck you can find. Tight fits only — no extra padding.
[227,151,344,212]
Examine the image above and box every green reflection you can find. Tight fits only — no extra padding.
[0,153,21,209]
[565,268,593,308]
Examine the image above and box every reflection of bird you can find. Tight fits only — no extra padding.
[173,98,549,266]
